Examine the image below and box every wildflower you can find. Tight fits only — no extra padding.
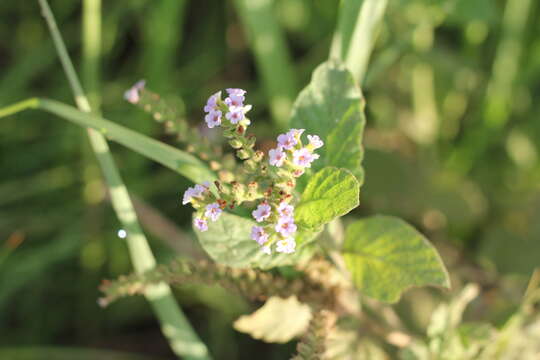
[293,148,319,168]
[252,202,272,222]
[261,245,272,255]
[251,226,269,245]
[276,238,296,254]
[275,216,297,237]
[277,132,297,150]
[194,217,208,232]
[277,202,294,218]
[205,110,222,128]
[124,80,146,104]
[225,88,246,108]
[269,147,286,167]
[288,128,305,139]
[226,107,244,124]
[194,181,210,195]
[182,187,198,205]
[205,203,222,222]
[307,135,324,149]
[204,91,221,113]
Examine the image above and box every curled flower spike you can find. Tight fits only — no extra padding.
[252,202,272,222]
[180,89,326,256]
[124,80,146,104]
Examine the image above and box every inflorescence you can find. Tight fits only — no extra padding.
[124,84,324,255]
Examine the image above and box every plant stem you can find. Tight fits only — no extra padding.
[37,0,211,358]
[330,0,389,84]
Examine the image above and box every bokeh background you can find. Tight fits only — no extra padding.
[1,0,540,359]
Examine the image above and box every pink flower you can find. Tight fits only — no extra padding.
[293,148,319,168]
[252,202,272,222]
[226,108,244,124]
[251,226,269,245]
[225,88,246,108]
[277,202,294,218]
[182,187,198,205]
[205,110,222,128]
[205,203,222,222]
[204,91,221,113]
[276,238,296,254]
[269,147,286,167]
[194,217,208,232]
[277,133,297,150]
[307,135,324,149]
[275,216,297,237]
[288,128,305,139]
[124,80,146,104]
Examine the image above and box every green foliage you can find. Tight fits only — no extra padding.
[0,347,159,360]
[343,216,450,303]
[295,167,360,229]
[233,296,312,344]
[194,212,317,269]
[290,60,366,184]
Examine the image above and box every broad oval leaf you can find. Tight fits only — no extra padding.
[195,212,318,269]
[290,60,365,184]
[233,296,312,343]
[343,216,450,303]
[296,167,359,229]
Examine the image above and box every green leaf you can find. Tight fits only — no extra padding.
[195,212,318,269]
[290,60,365,184]
[343,216,450,303]
[296,167,359,229]
[38,99,216,184]
[233,296,312,343]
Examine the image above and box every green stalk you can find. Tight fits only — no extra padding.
[233,0,297,129]
[447,0,533,174]
[36,1,211,358]
[330,0,388,84]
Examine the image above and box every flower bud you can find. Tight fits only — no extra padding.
[229,139,243,149]
[244,159,257,172]
[253,150,264,162]
[237,149,250,160]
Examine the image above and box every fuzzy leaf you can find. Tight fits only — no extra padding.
[234,296,312,343]
[290,60,365,184]
[195,212,318,269]
[295,167,359,229]
[343,216,450,303]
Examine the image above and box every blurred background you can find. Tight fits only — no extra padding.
[1,0,539,359]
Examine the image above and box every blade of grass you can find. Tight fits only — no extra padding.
[0,98,216,184]
[36,1,211,358]
[330,0,389,84]
[233,0,297,129]
[446,0,533,174]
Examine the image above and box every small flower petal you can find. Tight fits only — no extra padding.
[194,217,208,232]
[251,226,269,245]
[225,107,245,124]
[307,135,324,149]
[205,203,222,222]
[277,133,297,150]
[276,238,296,254]
[205,110,222,128]
[252,203,272,222]
[269,147,286,167]
[275,216,297,237]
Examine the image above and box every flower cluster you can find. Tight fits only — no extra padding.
[203,89,251,129]
[182,181,224,232]
[181,88,324,256]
